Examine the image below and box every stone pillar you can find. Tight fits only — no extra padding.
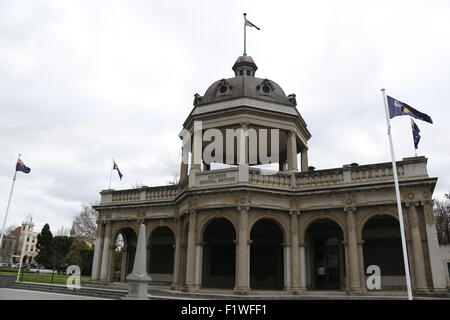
[283,244,291,291]
[172,219,182,290]
[345,207,362,295]
[120,248,127,282]
[238,123,249,182]
[286,131,298,172]
[99,221,112,282]
[422,200,447,292]
[202,160,210,171]
[234,206,250,294]
[290,211,301,293]
[194,242,204,287]
[300,147,309,172]
[408,202,428,293]
[90,221,104,281]
[180,148,189,181]
[185,210,198,292]
[299,243,307,291]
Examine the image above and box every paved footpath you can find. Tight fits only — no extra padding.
[0,288,110,300]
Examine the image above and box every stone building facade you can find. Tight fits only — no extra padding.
[0,234,16,264]
[90,54,447,296]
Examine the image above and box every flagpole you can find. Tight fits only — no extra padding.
[381,89,413,300]
[108,158,114,189]
[243,13,247,55]
[0,154,20,255]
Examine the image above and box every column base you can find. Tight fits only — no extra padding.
[171,282,183,291]
[234,287,250,295]
[290,287,306,295]
[347,288,363,296]
[413,288,430,296]
[185,284,201,293]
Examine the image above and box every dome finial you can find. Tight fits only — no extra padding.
[232,55,258,77]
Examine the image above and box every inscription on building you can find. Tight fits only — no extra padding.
[199,172,236,185]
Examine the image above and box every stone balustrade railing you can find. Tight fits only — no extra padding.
[102,185,179,204]
[100,157,428,205]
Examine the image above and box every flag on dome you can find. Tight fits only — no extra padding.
[244,15,260,30]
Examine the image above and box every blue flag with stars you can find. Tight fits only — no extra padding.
[387,95,433,124]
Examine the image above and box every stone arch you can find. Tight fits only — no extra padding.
[300,214,346,243]
[198,214,237,243]
[249,217,285,290]
[147,221,177,245]
[249,214,289,244]
[201,217,237,288]
[109,225,138,283]
[357,210,399,241]
[147,225,176,284]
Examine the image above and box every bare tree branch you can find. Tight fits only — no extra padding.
[73,204,98,240]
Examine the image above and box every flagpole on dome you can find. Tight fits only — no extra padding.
[243,13,247,56]
[381,89,413,300]
[0,154,21,252]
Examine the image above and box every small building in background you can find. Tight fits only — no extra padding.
[0,234,16,264]
[12,218,39,264]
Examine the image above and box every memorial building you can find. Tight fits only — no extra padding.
[90,53,447,296]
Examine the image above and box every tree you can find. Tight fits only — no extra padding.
[63,240,94,275]
[35,224,53,267]
[55,226,71,236]
[434,192,450,244]
[48,236,73,271]
[73,204,98,241]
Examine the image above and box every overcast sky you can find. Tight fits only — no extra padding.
[1,0,449,235]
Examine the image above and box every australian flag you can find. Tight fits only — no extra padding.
[113,161,123,180]
[16,159,31,173]
[387,95,433,124]
[411,118,421,149]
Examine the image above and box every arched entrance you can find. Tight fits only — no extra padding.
[112,228,137,282]
[250,219,284,290]
[148,226,175,284]
[202,218,236,288]
[362,215,405,288]
[305,219,345,290]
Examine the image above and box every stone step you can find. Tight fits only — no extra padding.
[10,282,127,299]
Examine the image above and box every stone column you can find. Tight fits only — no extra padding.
[300,146,309,172]
[185,210,198,292]
[283,244,291,291]
[299,243,307,291]
[286,131,298,172]
[99,221,112,282]
[408,202,428,293]
[238,123,249,182]
[290,211,301,293]
[234,206,250,294]
[422,200,447,292]
[194,242,204,288]
[90,221,104,281]
[180,147,189,181]
[345,207,362,295]
[120,248,127,282]
[172,218,182,290]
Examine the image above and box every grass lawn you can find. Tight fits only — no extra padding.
[0,270,90,284]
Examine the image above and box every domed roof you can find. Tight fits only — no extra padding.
[194,55,297,108]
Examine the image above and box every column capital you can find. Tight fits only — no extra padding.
[237,206,250,213]
[239,122,250,129]
[344,206,356,213]
[289,210,300,216]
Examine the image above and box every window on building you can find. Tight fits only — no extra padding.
[239,70,243,76]
[27,237,30,242]
[25,245,28,250]
[447,262,450,278]
[246,70,251,76]
[23,226,25,231]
